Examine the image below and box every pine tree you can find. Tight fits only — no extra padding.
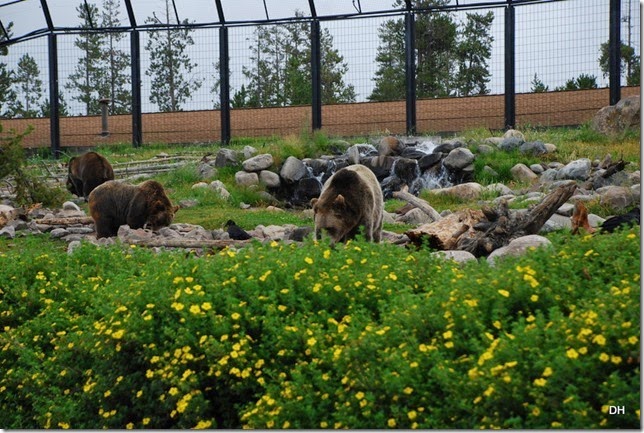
[8,53,44,118]
[236,13,355,108]
[369,0,459,101]
[598,40,641,86]
[453,11,494,96]
[530,74,549,93]
[0,22,17,117]
[65,2,105,115]
[98,0,131,114]
[145,0,202,112]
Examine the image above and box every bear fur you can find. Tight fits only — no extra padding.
[67,151,115,201]
[311,164,383,245]
[88,180,179,238]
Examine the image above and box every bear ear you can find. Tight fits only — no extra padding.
[173,205,179,213]
[332,194,346,209]
[310,198,318,207]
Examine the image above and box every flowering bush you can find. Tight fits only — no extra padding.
[0,228,639,428]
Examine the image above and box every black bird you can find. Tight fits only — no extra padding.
[599,207,640,233]
[225,219,252,240]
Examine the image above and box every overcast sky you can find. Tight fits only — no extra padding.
[1,0,640,114]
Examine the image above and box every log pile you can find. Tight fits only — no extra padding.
[404,181,578,257]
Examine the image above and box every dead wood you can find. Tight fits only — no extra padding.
[34,216,94,225]
[406,181,578,257]
[392,188,442,221]
[127,238,252,250]
[601,158,627,178]
[571,200,596,234]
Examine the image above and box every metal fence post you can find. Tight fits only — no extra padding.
[219,26,231,145]
[311,19,322,131]
[609,0,621,105]
[504,2,516,130]
[130,29,142,147]
[405,11,416,136]
[47,33,61,158]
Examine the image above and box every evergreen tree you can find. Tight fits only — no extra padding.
[235,13,355,108]
[555,73,598,91]
[65,2,105,115]
[145,0,203,112]
[0,22,17,117]
[453,11,494,96]
[98,0,131,114]
[8,53,43,118]
[369,1,493,101]
[530,73,549,93]
[598,40,641,86]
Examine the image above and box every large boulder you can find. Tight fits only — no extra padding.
[592,95,640,135]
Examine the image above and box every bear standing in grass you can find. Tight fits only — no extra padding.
[66,151,115,201]
[89,180,179,238]
[311,164,383,245]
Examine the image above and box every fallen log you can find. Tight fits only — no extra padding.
[392,188,442,221]
[34,216,94,225]
[406,181,578,257]
[127,238,253,250]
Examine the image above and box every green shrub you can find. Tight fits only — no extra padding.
[0,226,639,429]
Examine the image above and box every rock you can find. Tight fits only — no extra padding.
[198,162,217,179]
[487,235,552,264]
[0,225,16,239]
[179,199,198,208]
[520,141,548,155]
[260,170,281,188]
[242,145,258,159]
[67,240,82,255]
[191,182,208,189]
[555,203,575,216]
[499,136,524,151]
[431,182,483,201]
[280,156,308,183]
[378,136,405,157]
[396,207,434,225]
[210,180,231,199]
[242,154,274,172]
[418,153,443,171]
[476,144,495,154]
[530,163,545,174]
[510,163,538,183]
[557,158,591,180]
[443,148,475,171]
[485,183,514,196]
[118,225,156,243]
[234,171,259,187]
[598,185,635,210]
[215,148,238,167]
[592,95,640,135]
[292,177,323,205]
[431,250,477,264]
[62,201,81,211]
[503,129,526,141]
[482,166,499,178]
[50,228,69,238]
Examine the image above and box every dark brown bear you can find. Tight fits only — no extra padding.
[311,164,383,245]
[66,151,115,201]
[88,180,179,238]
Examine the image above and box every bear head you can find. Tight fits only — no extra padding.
[311,194,359,245]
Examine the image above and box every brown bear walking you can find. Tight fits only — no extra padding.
[311,164,383,245]
[88,180,179,238]
[66,151,115,201]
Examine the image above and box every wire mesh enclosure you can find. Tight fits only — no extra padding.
[0,0,640,154]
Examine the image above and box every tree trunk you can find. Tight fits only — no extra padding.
[392,188,442,221]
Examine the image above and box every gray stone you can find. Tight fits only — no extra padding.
[234,171,259,187]
[598,185,635,210]
[50,228,69,238]
[242,145,258,159]
[191,182,209,189]
[432,182,483,200]
[0,225,16,239]
[592,95,640,135]
[242,153,274,172]
[260,170,281,188]
[431,250,477,264]
[520,141,548,155]
[62,201,81,211]
[443,148,475,171]
[503,129,526,141]
[557,158,591,180]
[510,163,538,183]
[498,136,524,151]
[209,180,231,199]
[214,148,238,167]
[396,207,434,225]
[280,156,308,183]
[487,235,552,264]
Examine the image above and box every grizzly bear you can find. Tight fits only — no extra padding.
[311,164,383,245]
[66,151,115,201]
[88,180,179,238]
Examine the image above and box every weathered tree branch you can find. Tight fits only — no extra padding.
[392,188,442,221]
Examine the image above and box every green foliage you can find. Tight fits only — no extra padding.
[0,124,66,207]
[0,226,639,429]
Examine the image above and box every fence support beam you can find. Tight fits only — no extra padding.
[405,12,416,135]
[311,19,322,131]
[609,0,621,105]
[219,26,231,145]
[47,34,60,158]
[130,30,142,147]
[504,3,516,130]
